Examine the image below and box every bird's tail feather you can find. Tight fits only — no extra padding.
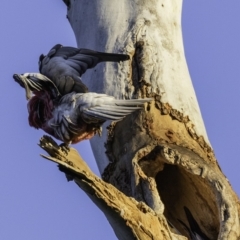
[78,49,130,62]
[81,97,152,122]
[114,98,153,106]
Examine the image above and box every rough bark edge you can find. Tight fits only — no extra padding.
[104,137,240,238]
[39,135,187,240]
[104,97,217,174]
[118,18,210,146]
[135,144,240,239]
[103,102,240,239]
[154,97,215,162]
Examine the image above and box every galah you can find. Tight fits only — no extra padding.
[38,44,130,95]
[13,73,151,144]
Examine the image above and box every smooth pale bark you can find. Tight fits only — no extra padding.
[54,0,240,239]
[67,0,209,173]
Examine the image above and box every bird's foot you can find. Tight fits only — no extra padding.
[59,142,71,155]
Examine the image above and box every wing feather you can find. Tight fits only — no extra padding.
[83,110,124,121]
[94,105,142,113]
[75,93,152,122]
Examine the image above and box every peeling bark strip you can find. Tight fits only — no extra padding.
[154,97,215,162]
[59,0,240,239]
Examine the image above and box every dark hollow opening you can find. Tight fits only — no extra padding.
[156,164,219,239]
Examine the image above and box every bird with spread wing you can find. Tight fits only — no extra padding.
[13,73,152,144]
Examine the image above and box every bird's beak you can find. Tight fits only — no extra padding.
[13,74,32,100]
[13,74,25,88]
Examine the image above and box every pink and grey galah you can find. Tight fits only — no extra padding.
[14,45,151,144]
[13,73,152,144]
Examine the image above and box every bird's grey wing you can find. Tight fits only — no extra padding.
[53,46,83,59]
[40,46,98,77]
[46,44,63,58]
[51,46,130,76]
[62,54,98,76]
[53,47,104,76]
[39,44,63,69]
[54,47,129,62]
[66,48,130,76]
[76,93,152,123]
[40,45,130,95]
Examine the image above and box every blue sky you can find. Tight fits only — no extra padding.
[1,1,239,239]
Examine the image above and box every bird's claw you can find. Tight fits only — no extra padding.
[59,142,71,155]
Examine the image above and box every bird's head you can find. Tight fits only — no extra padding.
[13,73,60,100]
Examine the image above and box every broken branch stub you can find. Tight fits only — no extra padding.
[39,135,186,240]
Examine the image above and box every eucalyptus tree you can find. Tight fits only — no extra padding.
[41,1,240,239]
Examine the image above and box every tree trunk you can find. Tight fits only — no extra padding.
[44,0,240,239]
